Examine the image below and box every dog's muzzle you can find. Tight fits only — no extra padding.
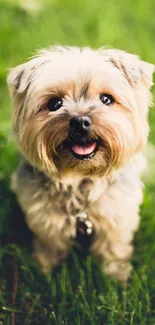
[68,115,99,160]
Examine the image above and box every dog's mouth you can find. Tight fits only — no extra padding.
[57,134,100,160]
[71,141,98,160]
[67,134,100,160]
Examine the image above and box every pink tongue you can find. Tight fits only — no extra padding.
[72,142,96,155]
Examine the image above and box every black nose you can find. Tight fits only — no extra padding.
[70,116,92,132]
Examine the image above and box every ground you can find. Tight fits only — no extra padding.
[1,0,155,324]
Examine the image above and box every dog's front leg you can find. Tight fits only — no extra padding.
[32,235,71,273]
[90,217,134,282]
[26,210,76,272]
[11,167,77,272]
[89,183,142,282]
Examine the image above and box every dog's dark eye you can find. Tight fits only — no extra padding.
[47,97,63,111]
[100,94,114,106]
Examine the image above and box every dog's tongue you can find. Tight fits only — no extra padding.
[72,142,96,156]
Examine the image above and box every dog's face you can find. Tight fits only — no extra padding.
[7,46,154,178]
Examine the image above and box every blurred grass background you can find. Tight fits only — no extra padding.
[1,0,155,324]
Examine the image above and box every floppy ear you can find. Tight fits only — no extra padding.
[7,62,30,97]
[7,55,41,98]
[7,60,37,135]
[101,49,154,89]
[139,59,155,89]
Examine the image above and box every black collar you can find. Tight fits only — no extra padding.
[75,212,94,249]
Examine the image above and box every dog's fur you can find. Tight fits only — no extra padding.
[7,46,154,281]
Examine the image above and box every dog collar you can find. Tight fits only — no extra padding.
[75,212,93,249]
[75,212,93,235]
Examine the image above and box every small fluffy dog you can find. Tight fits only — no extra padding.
[7,46,154,281]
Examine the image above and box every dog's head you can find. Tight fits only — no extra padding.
[7,46,154,178]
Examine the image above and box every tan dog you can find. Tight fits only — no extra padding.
[7,46,154,281]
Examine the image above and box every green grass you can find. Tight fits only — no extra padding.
[1,0,155,324]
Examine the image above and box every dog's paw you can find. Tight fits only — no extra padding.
[102,260,132,283]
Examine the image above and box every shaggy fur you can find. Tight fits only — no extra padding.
[7,46,154,281]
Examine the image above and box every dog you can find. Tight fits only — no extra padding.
[7,46,154,281]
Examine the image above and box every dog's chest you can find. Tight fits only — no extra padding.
[52,178,94,215]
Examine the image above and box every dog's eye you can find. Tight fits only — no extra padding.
[47,97,63,111]
[100,94,114,106]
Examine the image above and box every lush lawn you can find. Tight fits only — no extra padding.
[1,0,155,324]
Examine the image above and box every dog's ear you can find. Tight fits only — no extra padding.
[7,56,41,98]
[7,59,39,134]
[7,62,31,97]
[101,49,154,89]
